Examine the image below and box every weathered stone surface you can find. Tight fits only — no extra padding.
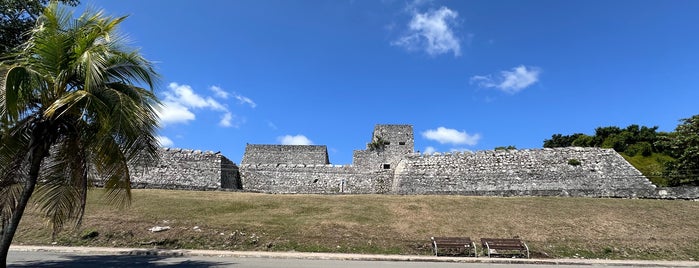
[241,144,329,165]
[127,124,694,199]
[129,148,239,190]
[656,186,699,200]
[238,125,658,198]
[393,147,657,198]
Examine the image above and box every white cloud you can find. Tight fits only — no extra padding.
[424,146,436,154]
[233,93,257,108]
[278,135,314,145]
[157,101,196,125]
[157,82,239,127]
[450,148,473,153]
[164,83,226,111]
[156,135,174,147]
[219,112,233,127]
[267,121,278,130]
[210,85,229,99]
[392,6,461,57]
[471,65,541,94]
[422,127,480,146]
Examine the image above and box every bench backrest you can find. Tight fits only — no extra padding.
[480,238,525,249]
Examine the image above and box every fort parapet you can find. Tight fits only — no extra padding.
[127,124,695,199]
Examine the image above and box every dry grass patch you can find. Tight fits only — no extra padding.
[12,189,699,260]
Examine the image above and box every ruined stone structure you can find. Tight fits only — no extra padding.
[131,124,694,199]
[129,148,239,190]
[237,125,658,198]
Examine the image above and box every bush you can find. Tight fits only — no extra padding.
[625,142,652,157]
[568,159,581,166]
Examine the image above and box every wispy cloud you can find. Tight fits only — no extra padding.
[392,6,461,57]
[267,121,278,130]
[471,65,541,94]
[156,135,174,147]
[233,93,257,108]
[423,146,436,154]
[278,135,314,145]
[422,127,480,145]
[157,82,240,128]
[219,112,233,127]
[210,85,229,99]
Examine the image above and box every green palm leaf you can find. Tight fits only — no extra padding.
[1,2,161,258]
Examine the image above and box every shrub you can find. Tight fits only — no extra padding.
[568,159,581,166]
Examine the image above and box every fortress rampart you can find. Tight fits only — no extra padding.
[128,124,698,199]
[393,148,656,197]
[129,148,239,190]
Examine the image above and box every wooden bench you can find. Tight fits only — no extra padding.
[480,238,529,258]
[431,237,477,256]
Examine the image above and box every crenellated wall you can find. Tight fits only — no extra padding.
[239,164,393,194]
[392,147,657,198]
[241,144,329,165]
[129,148,239,190]
[122,124,699,199]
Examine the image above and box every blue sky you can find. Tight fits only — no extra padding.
[78,0,699,164]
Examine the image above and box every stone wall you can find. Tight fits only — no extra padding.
[130,148,239,190]
[352,124,414,170]
[241,144,329,165]
[656,186,699,200]
[392,147,657,198]
[240,164,393,194]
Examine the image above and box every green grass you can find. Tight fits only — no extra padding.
[621,152,675,186]
[13,189,699,261]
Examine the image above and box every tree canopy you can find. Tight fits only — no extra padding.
[543,116,699,186]
[0,3,159,266]
[0,0,80,55]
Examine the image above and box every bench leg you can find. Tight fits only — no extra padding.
[523,242,530,259]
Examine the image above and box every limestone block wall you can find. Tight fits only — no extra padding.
[130,148,239,190]
[657,186,699,200]
[242,144,329,165]
[392,147,657,197]
[239,164,393,194]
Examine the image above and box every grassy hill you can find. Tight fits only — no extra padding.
[13,189,699,261]
[621,153,675,186]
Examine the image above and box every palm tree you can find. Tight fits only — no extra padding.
[0,3,160,266]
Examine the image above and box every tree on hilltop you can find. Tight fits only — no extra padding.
[0,3,160,266]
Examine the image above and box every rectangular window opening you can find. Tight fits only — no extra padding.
[383,141,391,145]
[383,164,391,169]
[399,142,406,145]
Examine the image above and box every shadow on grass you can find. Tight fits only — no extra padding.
[9,253,233,268]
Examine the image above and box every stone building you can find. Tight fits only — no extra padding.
[236,124,658,198]
[128,124,666,198]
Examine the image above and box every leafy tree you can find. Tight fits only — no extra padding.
[0,3,160,266]
[657,115,699,186]
[544,133,585,148]
[0,0,80,55]
[571,134,594,147]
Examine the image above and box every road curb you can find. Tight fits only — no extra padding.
[10,245,699,267]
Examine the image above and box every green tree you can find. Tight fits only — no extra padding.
[543,133,585,148]
[0,0,80,55]
[658,115,699,186]
[0,3,160,266]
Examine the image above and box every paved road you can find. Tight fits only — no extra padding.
[7,250,688,268]
[9,246,699,268]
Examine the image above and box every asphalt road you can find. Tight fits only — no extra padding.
[6,250,681,268]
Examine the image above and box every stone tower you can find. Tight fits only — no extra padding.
[352,124,414,170]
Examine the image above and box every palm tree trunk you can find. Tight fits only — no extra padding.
[0,132,51,268]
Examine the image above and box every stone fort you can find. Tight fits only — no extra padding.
[125,124,699,199]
